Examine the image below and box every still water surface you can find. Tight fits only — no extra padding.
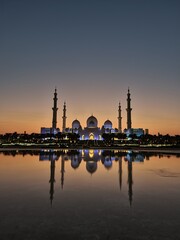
[0,149,180,240]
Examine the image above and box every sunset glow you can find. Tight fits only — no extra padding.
[1,1,180,135]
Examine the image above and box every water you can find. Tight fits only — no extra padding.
[0,149,180,240]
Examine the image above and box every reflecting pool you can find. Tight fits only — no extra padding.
[0,149,180,240]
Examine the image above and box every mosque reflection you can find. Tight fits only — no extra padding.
[1,149,179,206]
[39,149,147,206]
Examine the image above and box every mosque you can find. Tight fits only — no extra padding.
[71,116,116,140]
[41,88,144,139]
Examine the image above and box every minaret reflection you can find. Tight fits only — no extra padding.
[49,156,56,206]
[60,156,65,189]
[127,159,133,206]
[118,156,122,190]
[39,150,59,205]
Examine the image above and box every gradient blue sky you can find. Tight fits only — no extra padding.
[0,0,180,134]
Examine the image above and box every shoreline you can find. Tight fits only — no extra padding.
[0,145,180,154]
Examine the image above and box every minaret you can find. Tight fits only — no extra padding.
[126,88,132,129]
[62,102,67,133]
[118,102,122,133]
[52,88,58,129]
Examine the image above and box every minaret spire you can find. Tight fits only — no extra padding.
[118,102,122,133]
[52,88,58,129]
[126,88,132,129]
[62,101,67,133]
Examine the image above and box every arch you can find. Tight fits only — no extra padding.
[89,150,94,158]
[89,133,94,140]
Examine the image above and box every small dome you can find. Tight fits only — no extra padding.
[86,161,97,174]
[104,120,112,129]
[72,119,80,129]
[104,157,112,169]
[71,158,80,169]
[87,115,98,128]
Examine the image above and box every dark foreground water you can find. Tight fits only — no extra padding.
[0,149,180,240]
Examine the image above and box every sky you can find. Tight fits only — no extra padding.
[0,0,180,135]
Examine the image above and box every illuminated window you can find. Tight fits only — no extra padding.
[89,149,94,158]
[89,133,94,140]
[82,150,84,156]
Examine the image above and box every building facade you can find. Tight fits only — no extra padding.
[41,88,145,138]
[71,115,116,140]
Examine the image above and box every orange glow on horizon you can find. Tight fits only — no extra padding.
[1,112,179,136]
[1,88,179,136]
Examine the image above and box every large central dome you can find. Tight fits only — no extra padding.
[87,115,98,128]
